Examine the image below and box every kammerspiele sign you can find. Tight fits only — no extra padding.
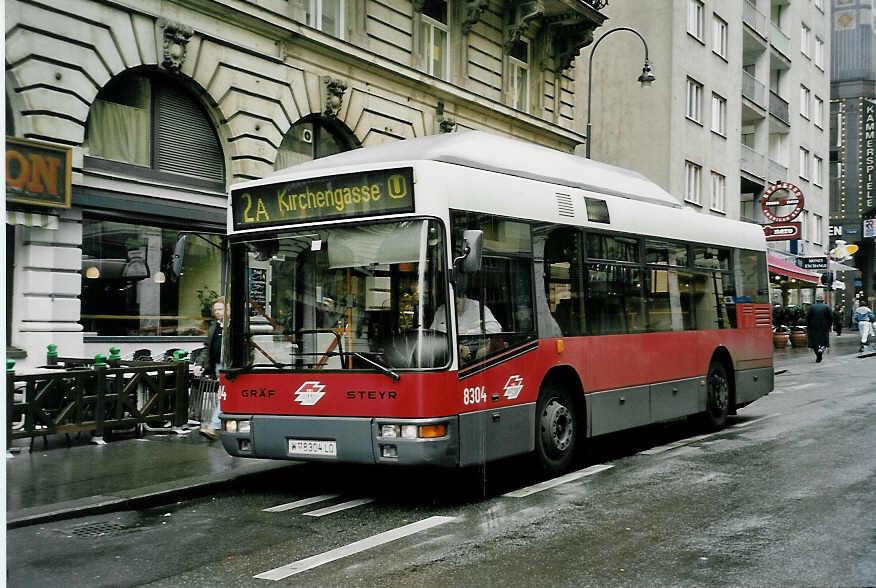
[231,167,414,230]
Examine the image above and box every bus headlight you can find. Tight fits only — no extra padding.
[223,419,251,434]
[380,424,399,438]
[401,425,418,439]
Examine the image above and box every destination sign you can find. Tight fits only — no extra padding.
[231,167,414,229]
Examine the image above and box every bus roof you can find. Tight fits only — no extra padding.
[255,131,683,210]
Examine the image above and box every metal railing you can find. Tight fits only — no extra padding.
[741,144,767,179]
[742,71,766,108]
[770,91,790,125]
[770,22,791,58]
[769,158,789,182]
[743,0,767,39]
[7,346,190,445]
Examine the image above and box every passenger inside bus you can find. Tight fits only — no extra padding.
[430,285,501,362]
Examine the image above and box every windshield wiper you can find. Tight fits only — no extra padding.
[349,352,400,382]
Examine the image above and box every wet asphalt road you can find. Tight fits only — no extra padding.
[7,352,875,587]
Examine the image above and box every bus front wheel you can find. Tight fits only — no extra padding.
[704,360,730,429]
[534,385,576,475]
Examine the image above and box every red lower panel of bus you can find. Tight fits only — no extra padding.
[220,327,772,418]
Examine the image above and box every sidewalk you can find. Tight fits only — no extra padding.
[6,331,874,529]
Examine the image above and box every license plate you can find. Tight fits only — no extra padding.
[288,439,337,457]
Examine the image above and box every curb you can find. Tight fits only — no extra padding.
[7,461,295,529]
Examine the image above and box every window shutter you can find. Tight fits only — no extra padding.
[155,87,225,184]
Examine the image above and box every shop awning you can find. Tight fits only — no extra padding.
[5,210,59,229]
[767,253,821,284]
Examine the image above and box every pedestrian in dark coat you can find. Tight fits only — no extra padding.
[832,306,844,336]
[806,297,833,363]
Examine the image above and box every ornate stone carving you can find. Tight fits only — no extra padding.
[462,0,491,34]
[438,117,457,133]
[321,76,348,117]
[158,19,193,72]
[552,22,596,72]
[504,0,544,53]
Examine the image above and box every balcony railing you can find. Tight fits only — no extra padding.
[743,0,767,39]
[741,144,767,179]
[742,71,766,108]
[770,91,790,125]
[769,159,789,182]
[770,22,791,57]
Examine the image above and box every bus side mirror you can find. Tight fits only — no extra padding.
[171,235,187,277]
[460,230,483,273]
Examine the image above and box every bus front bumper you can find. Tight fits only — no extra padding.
[219,414,459,467]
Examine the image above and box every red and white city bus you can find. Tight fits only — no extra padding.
[217,132,773,474]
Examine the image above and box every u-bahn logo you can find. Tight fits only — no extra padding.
[386,174,408,199]
[294,381,326,406]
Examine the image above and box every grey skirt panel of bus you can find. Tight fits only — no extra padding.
[734,367,774,406]
[457,403,535,467]
[246,416,374,463]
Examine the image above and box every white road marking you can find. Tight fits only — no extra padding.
[303,497,375,517]
[254,516,456,580]
[730,413,780,428]
[502,464,614,498]
[262,494,340,513]
[639,413,781,456]
[638,433,714,455]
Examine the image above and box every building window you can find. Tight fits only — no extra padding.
[686,78,703,123]
[84,72,225,190]
[813,213,823,245]
[712,15,728,59]
[801,210,809,241]
[308,0,344,38]
[801,23,811,58]
[418,0,449,80]
[800,85,811,119]
[799,147,810,180]
[814,96,824,128]
[710,172,726,213]
[275,115,359,169]
[508,39,530,113]
[711,93,726,135]
[815,37,824,69]
[685,161,702,205]
[687,0,704,41]
[80,218,223,337]
[814,155,824,186]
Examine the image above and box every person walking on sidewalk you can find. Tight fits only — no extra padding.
[832,305,845,336]
[198,296,225,440]
[806,296,832,363]
[854,301,875,353]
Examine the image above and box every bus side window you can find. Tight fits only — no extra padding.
[544,227,584,336]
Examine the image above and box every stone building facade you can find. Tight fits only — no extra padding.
[5,0,606,369]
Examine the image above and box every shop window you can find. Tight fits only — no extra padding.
[84,72,225,190]
[275,116,359,170]
[80,218,222,337]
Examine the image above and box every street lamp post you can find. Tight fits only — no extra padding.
[585,26,655,159]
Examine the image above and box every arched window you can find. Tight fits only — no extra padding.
[274,115,358,170]
[84,71,225,190]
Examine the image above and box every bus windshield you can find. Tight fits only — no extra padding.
[229,219,449,374]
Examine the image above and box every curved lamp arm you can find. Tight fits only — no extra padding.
[585,26,654,159]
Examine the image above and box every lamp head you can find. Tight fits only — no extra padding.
[638,61,655,87]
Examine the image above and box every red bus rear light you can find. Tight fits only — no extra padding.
[419,425,446,438]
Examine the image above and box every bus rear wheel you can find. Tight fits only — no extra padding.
[534,385,576,475]
[704,360,730,430]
